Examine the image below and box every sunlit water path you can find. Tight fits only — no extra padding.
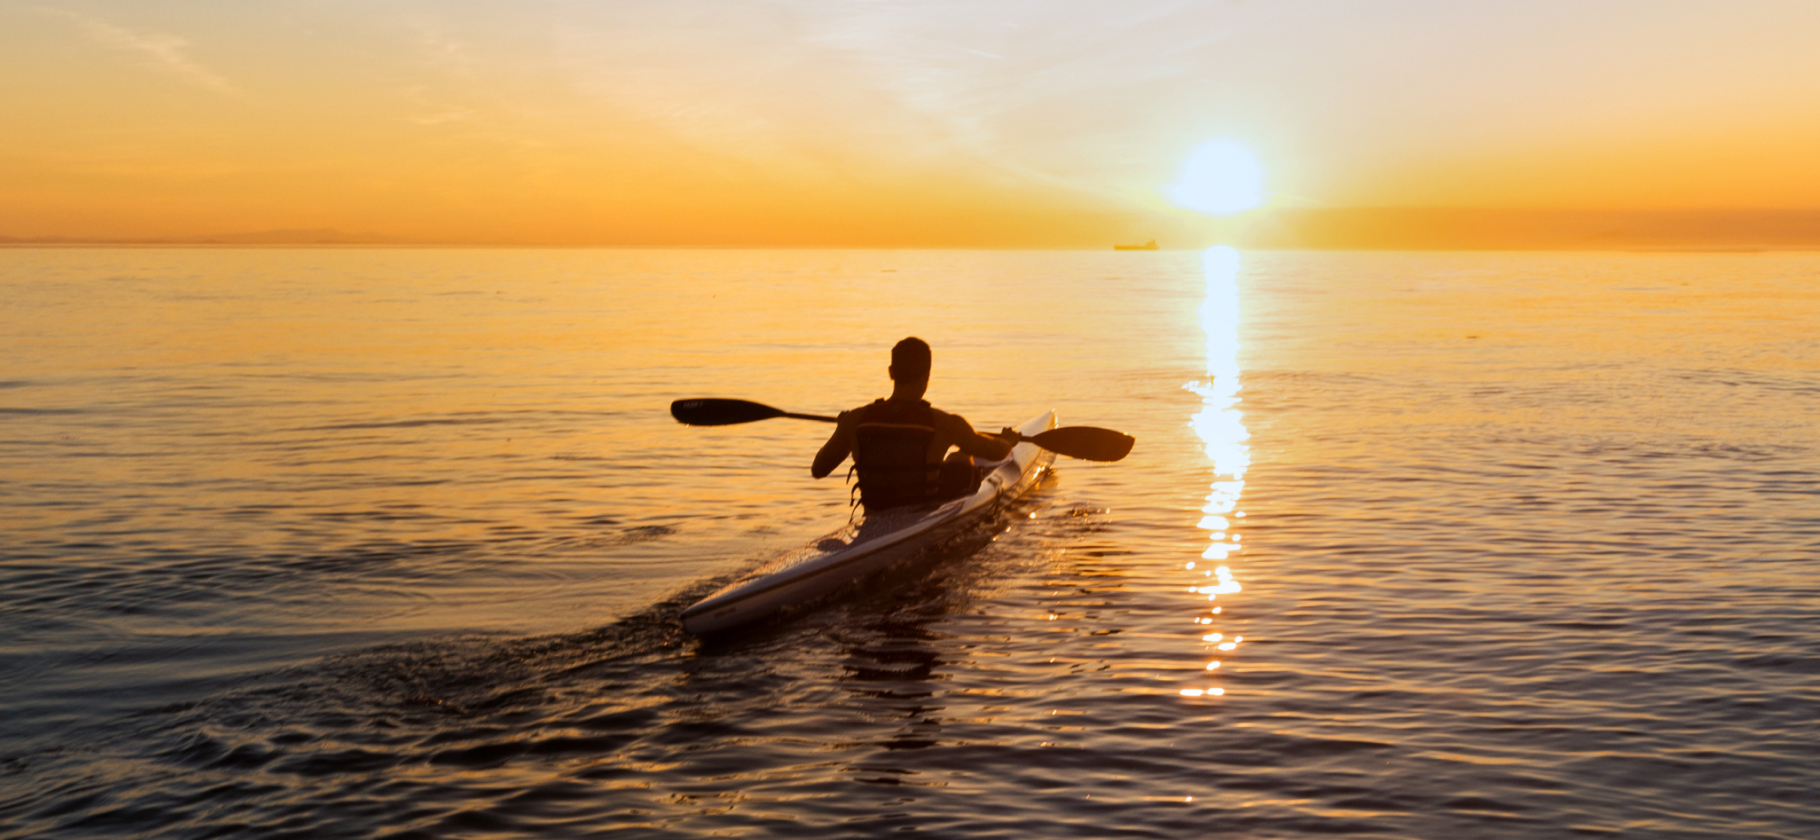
[2,248,1816,838]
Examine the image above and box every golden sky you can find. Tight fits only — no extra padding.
[3,1,1818,245]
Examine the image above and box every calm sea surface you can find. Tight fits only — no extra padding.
[1,247,1816,838]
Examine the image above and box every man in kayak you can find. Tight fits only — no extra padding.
[812,337,1019,511]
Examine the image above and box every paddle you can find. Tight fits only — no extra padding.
[671,398,1135,462]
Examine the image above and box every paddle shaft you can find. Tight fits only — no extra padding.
[768,412,1055,452]
[727,406,1040,443]
[671,397,1133,461]
[773,413,1044,445]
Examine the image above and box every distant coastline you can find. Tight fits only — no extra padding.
[1196,208,1820,251]
[6,209,1818,250]
[0,229,413,247]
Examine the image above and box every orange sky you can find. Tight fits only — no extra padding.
[3,1,1818,246]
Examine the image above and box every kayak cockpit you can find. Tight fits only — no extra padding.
[679,410,1055,634]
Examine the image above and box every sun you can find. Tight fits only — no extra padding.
[1166,140,1265,215]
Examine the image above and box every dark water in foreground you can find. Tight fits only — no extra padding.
[2,248,1816,838]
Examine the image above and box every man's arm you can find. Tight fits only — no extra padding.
[936,411,1015,461]
[811,412,856,478]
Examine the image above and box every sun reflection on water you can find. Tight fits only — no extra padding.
[1183,245,1250,698]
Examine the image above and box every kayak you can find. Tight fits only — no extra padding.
[680,409,1057,634]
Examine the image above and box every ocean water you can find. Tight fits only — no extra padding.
[1,247,1815,838]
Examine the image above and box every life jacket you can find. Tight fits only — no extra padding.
[852,398,941,510]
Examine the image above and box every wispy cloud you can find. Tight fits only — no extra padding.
[400,86,476,126]
[31,5,239,95]
[411,24,478,78]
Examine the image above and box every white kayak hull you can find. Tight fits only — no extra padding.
[680,410,1057,634]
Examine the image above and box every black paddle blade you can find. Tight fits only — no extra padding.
[671,398,787,426]
[1027,426,1135,462]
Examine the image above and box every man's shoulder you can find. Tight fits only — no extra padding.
[845,398,890,418]
[927,406,974,431]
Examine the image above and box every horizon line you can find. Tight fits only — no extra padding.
[5,207,1818,250]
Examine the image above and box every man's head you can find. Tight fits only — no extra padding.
[889,336,931,388]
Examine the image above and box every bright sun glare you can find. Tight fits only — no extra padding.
[1166,140,1265,215]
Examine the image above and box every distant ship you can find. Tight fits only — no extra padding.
[1114,239,1158,251]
